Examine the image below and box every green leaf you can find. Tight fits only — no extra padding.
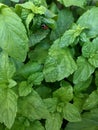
[82,38,98,68]
[29,30,49,46]
[63,103,81,122]
[28,72,44,85]
[0,5,28,61]
[15,2,46,15]
[74,77,92,93]
[50,9,74,40]
[0,52,16,84]
[95,70,98,87]
[17,62,43,78]
[73,94,88,112]
[44,98,58,113]
[59,24,84,48]
[28,41,50,64]
[10,0,19,2]
[73,56,95,84]
[43,40,77,82]
[0,88,18,129]
[29,0,47,7]
[18,89,50,120]
[77,7,98,38]
[83,90,98,110]
[8,79,17,88]
[30,120,45,130]
[18,81,32,96]
[53,81,73,102]
[57,0,86,8]
[65,110,98,130]
[45,113,62,130]
[36,84,52,98]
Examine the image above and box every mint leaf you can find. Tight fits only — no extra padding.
[30,121,45,130]
[73,56,94,84]
[29,30,49,46]
[43,40,77,82]
[18,89,50,120]
[18,81,32,96]
[59,24,84,47]
[45,113,62,130]
[0,88,18,129]
[15,2,46,15]
[50,9,74,40]
[28,72,44,85]
[66,110,98,130]
[0,5,28,61]
[82,37,98,68]
[83,90,98,110]
[0,52,16,84]
[63,103,81,122]
[57,0,86,8]
[44,98,58,113]
[17,62,43,78]
[53,81,73,102]
[74,77,92,93]
[78,8,98,38]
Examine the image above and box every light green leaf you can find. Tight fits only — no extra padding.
[0,88,18,129]
[45,113,62,130]
[77,7,98,38]
[83,90,98,110]
[0,52,16,84]
[57,0,86,8]
[50,9,74,40]
[0,5,28,61]
[18,89,50,120]
[43,40,77,82]
[59,24,84,48]
[16,2,46,15]
[63,103,81,122]
[19,81,32,97]
[28,72,44,85]
[73,56,94,84]
[8,79,17,88]
[26,13,34,31]
[53,81,73,102]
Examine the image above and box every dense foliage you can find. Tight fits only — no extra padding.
[0,0,98,129]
